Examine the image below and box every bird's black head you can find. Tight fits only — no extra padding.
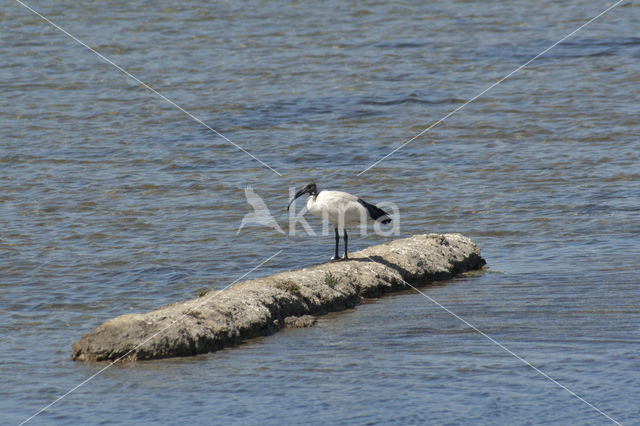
[287,182,318,211]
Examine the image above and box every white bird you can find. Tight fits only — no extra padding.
[287,182,392,261]
[237,186,285,235]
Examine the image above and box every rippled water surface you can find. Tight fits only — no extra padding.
[2,0,640,424]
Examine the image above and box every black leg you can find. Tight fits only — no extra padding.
[343,230,349,259]
[332,227,341,261]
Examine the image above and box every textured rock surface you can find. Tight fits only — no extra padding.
[284,315,318,328]
[72,233,485,362]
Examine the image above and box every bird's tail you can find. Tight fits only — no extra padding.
[358,198,392,224]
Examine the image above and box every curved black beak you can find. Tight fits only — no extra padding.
[287,183,317,211]
[287,187,308,211]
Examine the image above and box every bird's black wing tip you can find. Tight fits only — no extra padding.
[357,198,391,222]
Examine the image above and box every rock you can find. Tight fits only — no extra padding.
[71,233,485,362]
[284,315,317,328]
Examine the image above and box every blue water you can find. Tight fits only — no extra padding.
[1,0,639,424]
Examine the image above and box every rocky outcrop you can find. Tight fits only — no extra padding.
[72,233,485,362]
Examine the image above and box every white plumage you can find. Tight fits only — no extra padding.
[306,191,375,227]
[288,182,391,261]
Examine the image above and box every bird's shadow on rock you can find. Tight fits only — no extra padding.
[343,256,412,280]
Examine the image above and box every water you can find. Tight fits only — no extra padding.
[1,0,639,424]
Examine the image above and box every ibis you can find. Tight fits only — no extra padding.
[287,182,392,261]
